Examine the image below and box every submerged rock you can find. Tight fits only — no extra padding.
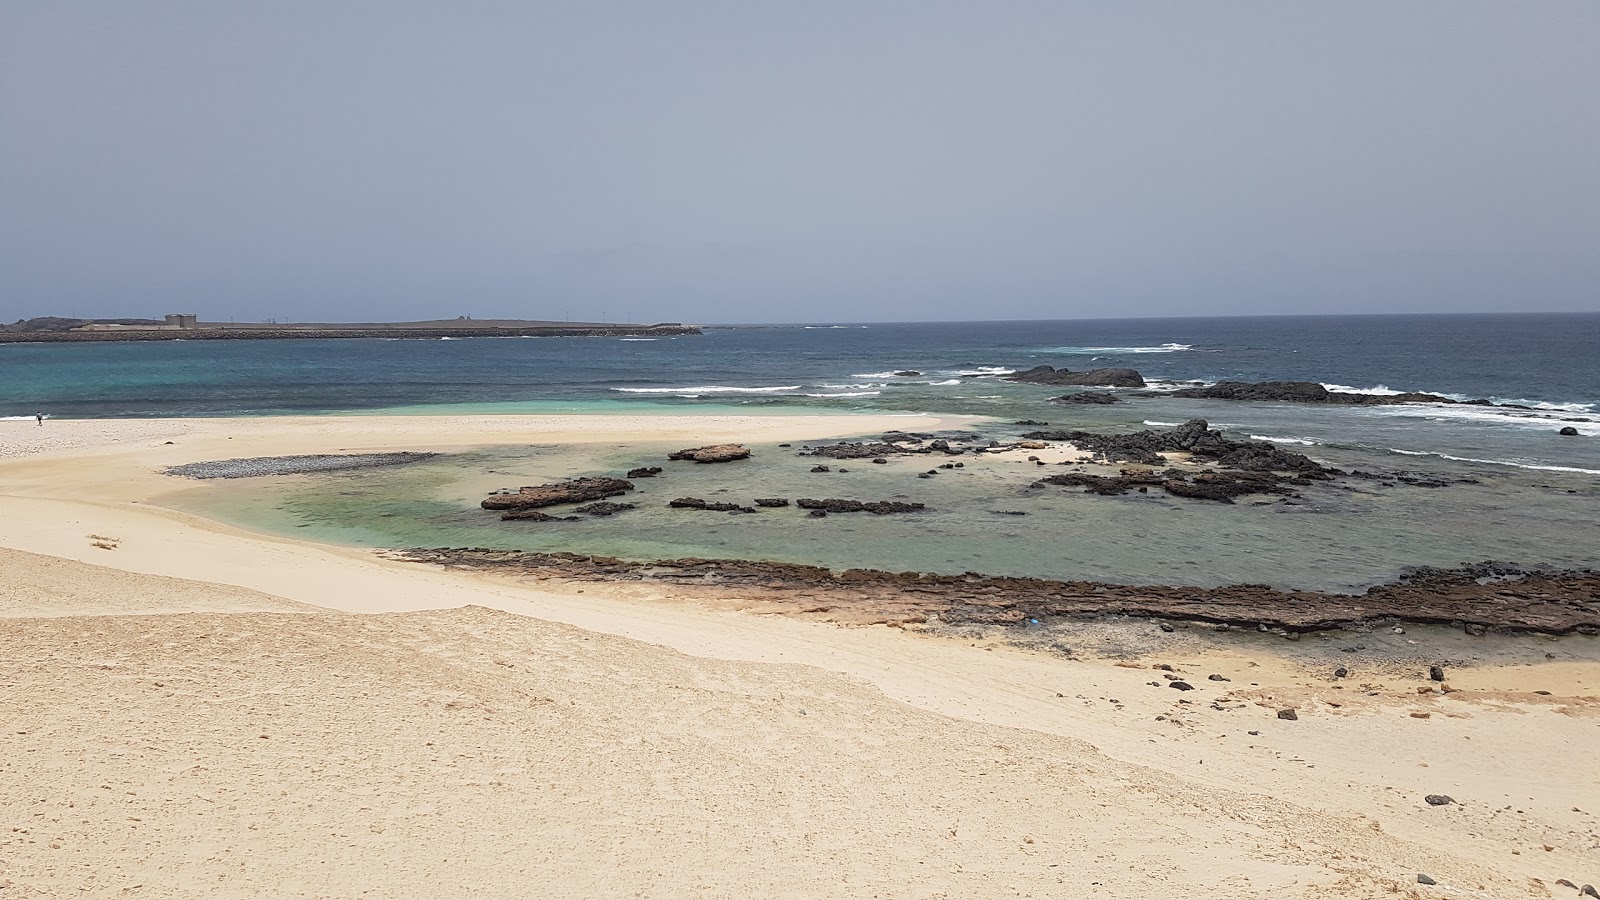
[753,498,790,507]
[626,466,663,478]
[500,509,580,522]
[1052,391,1120,405]
[574,501,636,516]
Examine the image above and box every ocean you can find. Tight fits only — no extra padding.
[9,313,1598,590]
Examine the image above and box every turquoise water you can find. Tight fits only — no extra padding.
[168,435,1599,592]
[24,313,1591,586]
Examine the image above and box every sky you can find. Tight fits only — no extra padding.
[2,2,1597,325]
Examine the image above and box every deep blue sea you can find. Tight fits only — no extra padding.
[13,313,1595,589]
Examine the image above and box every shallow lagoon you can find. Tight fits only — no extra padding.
[166,422,1600,593]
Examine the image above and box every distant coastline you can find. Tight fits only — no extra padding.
[0,316,701,343]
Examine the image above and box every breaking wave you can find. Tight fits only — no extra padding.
[1385,448,1600,476]
[1042,343,1194,354]
[614,385,801,395]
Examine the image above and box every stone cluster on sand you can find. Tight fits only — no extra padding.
[165,451,439,479]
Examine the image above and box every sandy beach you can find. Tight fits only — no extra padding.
[2,414,1596,899]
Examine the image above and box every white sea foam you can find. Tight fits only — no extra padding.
[1042,343,1194,354]
[926,379,962,386]
[1363,403,1598,432]
[1325,383,1595,414]
[852,371,899,378]
[613,385,802,394]
[1249,434,1318,446]
[618,338,658,342]
[1385,448,1600,475]
[1321,383,1407,396]
[1140,378,1214,392]
[948,366,1015,376]
[804,391,881,398]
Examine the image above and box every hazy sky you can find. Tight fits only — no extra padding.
[3,2,1597,324]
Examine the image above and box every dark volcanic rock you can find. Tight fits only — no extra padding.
[1424,794,1455,806]
[390,551,1600,635]
[627,466,663,478]
[1053,391,1120,405]
[806,442,910,460]
[1037,471,1167,496]
[1024,419,1329,476]
[796,498,926,514]
[1006,365,1146,388]
[574,501,636,516]
[1014,420,1050,426]
[1277,709,1298,721]
[500,509,580,522]
[893,370,922,376]
[753,498,790,507]
[482,477,633,510]
[810,465,831,472]
[668,497,755,513]
[668,444,751,463]
[1169,380,1513,408]
[1560,426,1580,436]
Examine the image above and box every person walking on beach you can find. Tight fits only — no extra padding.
[35,412,44,426]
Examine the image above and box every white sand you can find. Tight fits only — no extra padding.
[1,414,1596,898]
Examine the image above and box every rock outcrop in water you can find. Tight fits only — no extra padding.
[1161,381,1525,408]
[668,444,751,463]
[574,501,636,516]
[1006,366,1146,388]
[626,466,663,478]
[796,499,926,514]
[669,497,756,513]
[1023,419,1330,475]
[1053,391,1120,404]
[1037,468,1306,504]
[389,550,1600,635]
[481,476,634,510]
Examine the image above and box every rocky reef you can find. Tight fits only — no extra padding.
[669,497,756,513]
[795,499,926,514]
[1162,381,1524,408]
[389,549,1600,635]
[481,476,634,510]
[1023,418,1329,474]
[1005,366,1146,388]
